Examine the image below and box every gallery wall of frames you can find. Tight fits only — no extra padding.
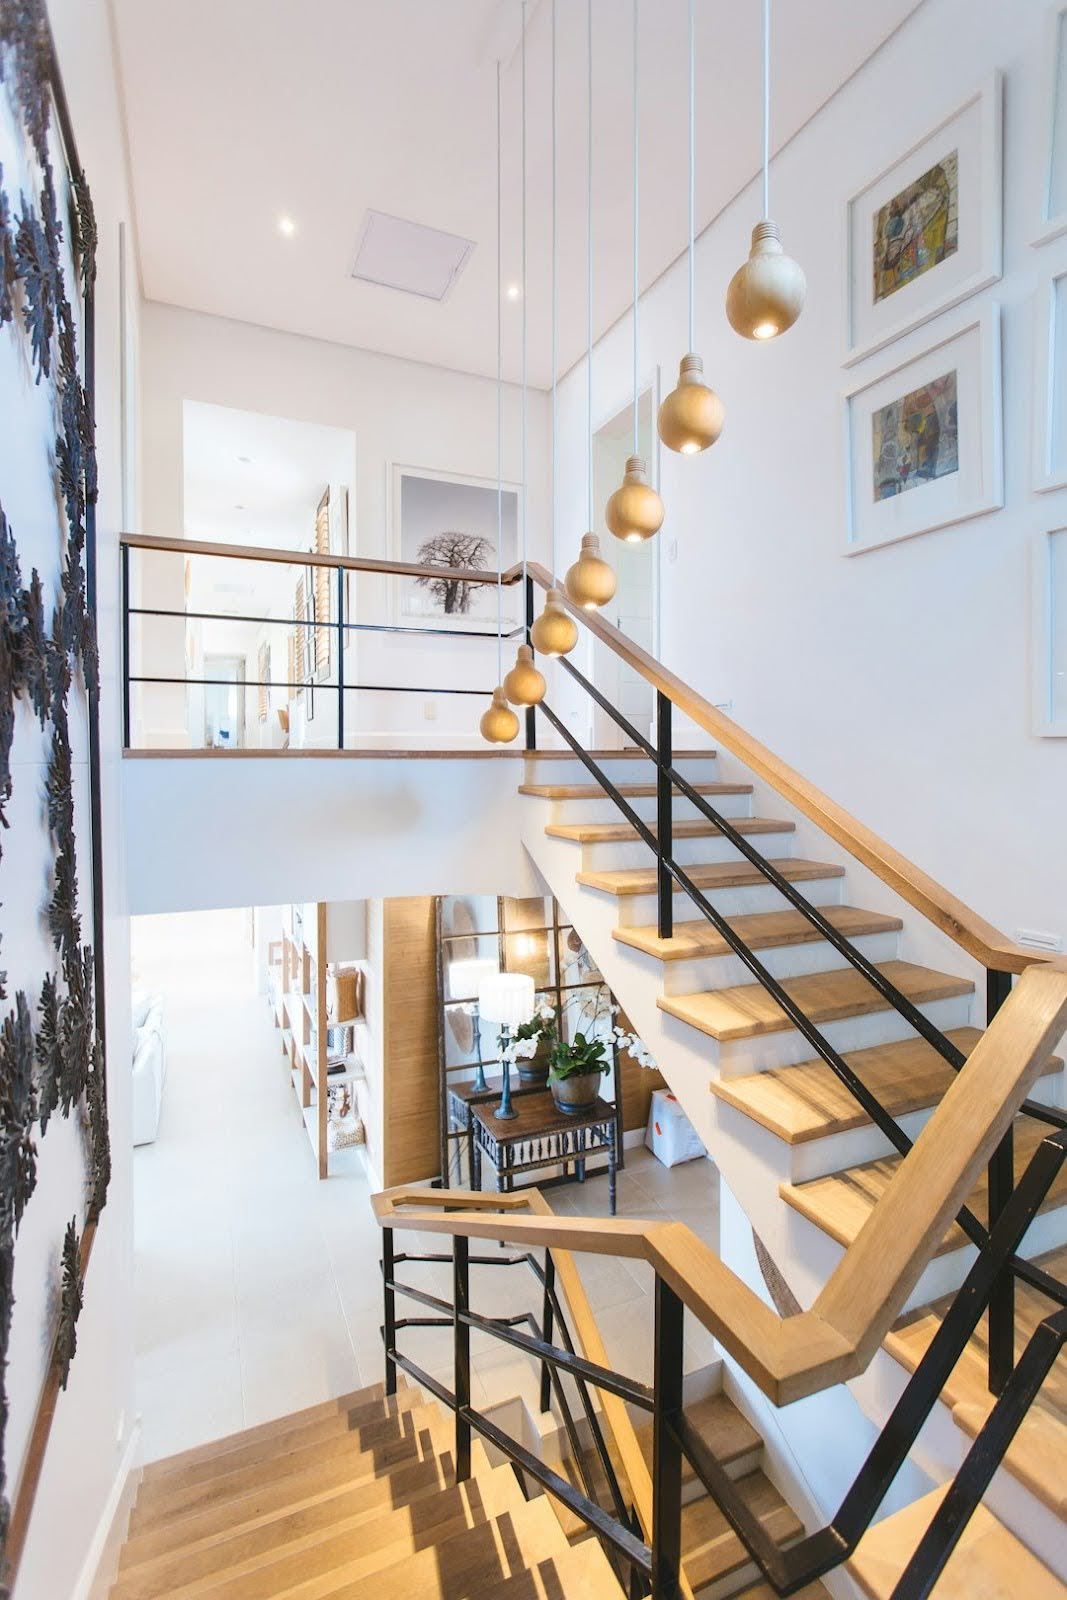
[0,4,109,1581]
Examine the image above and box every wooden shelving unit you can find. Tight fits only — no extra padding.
[267,902,364,1178]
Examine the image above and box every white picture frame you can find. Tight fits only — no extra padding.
[1034,4,1067,248]
[388,462,521,633]
[844,73,1002,367]
[842,304,1002,557]
[1033,264,1067,493]
[1031,527,1067,735]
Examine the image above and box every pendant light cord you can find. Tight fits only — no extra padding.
[550,0,558,578]
[586,0,593,532]
[631,0,639,459]
[687,0,695,352]
[495,58,503,686]
[520,0,528,592]
[762,0,770,220]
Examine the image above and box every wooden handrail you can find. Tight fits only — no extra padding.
[121,531,527,588]
[375,962,1067,1408]
[523,559,1039,975]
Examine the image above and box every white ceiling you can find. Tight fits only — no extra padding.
[113,0,922,388]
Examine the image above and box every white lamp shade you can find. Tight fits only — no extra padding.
[478,971,535,1029]
[448,957,498,1002]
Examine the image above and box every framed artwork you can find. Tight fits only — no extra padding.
[1031,527,1067,736]
[1033,265,1067,493]
[842,306,1002,556]
[844,74,1002,366]
[1034,4,1067,247]
[257,642,270,720]
[390,464,520,632]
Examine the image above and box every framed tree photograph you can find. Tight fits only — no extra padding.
[391,464,520,632]
[1031,527,1067,736]
[1033,264,1067,493]
[844,74,1002,366]
[842,305,1002,555]
[1034,3,1067,247]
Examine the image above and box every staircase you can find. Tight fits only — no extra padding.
[517,747,1067,1573]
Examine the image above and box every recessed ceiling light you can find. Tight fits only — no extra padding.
[506,282,522,301]
[237,455,252,464]
[278,215,297,238]
[235,503,246,511]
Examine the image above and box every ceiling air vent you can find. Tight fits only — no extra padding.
[350,210,475,302]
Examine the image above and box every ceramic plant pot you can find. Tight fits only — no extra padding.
[516,1039,551,1086]
[550,1072,600,1114]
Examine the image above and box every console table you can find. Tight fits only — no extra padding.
[466,1090,617,1215]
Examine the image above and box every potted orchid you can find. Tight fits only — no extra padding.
[502,998,556,1086]
[547,991,655,1114]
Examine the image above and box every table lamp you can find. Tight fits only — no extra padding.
[449,957,498,1093]
[477,971,535,1120]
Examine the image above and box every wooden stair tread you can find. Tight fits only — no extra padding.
[781,1116,1067,1254]
[519,780,750,799]
[885,1241,1067,1516]
[139,1382,416,1483]
[119,1440,491,1574]
[479,1539,625,1598]
[149,1465,529,1600]
[140,1388,427,1496]
[302,1494,569,1600]
[659,960,974,1042]
[528,748,717,760]
[132,1402,445,1523]
[850,1487,1067,1598]
[616,905,903,964]
[547,816,794,843]
[679,1469,803,1592]
[735,1583,830,1599]
[579,857,845,897]
[636,1393,761,1483]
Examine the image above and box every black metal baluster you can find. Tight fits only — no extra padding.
[454,1234,472,1481]
[540,1250,556,1414]
[121,541,131,749]
[986,967,1015,1394]
[525,573,537,750]
[336,563,345,751]
[656,690,673,940]
[650,1278,684,1599]
[382,1226,397,1396]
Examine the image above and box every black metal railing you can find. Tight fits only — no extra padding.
[120,537,523,751]
[531,656,1066,1406]
[381,1127,1066,1598]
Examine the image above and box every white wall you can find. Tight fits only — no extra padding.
[556,0,1067,952]
[6,3,139,1597]
[140,303,552,749]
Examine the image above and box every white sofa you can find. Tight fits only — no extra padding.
[132,990,166,1145]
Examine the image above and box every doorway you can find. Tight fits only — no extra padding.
[591,387,659,746]
[203,653,246,748]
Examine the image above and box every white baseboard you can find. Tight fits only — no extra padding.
[75,1419,142,1600]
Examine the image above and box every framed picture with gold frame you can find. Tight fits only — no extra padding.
[844,74,1002,367]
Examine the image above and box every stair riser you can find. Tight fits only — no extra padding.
[612,875,846,928]
[710,994,975,1075]
[660,930,903,998]
[525,756,719,786]
[543,790,754,825]
[576,830,796,874]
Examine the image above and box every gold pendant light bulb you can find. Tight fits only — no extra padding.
[503,643,546,706]
[725,220,805,341]
[658,354,725,455]
[565,533,617,611]
[480,684,520,744]
[604,456,664,544]
[529,587,578,658]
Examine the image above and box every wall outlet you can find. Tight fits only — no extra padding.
[1017,928,1064,953]
[423,701,437,721]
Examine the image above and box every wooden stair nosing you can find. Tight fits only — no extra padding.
[141,1464,528,1600]
[636,1393,762,1485]
[519,780,751,799]
[119,1439,493,1574]
[578,857,846,897]
[546,816,795,844]
[615,905,903,964]
[479,1539,626,1599]
[679,1470,803,1594]
[132,1402,446,1522]
[780,1115,1067,1257]
[850,1487,1067,1599]
[658,960,975,1043]
[526,748,717,761]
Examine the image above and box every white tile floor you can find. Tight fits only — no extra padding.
[132,908,720,1464]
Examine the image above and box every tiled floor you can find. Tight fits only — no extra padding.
[132,908,720,1464]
